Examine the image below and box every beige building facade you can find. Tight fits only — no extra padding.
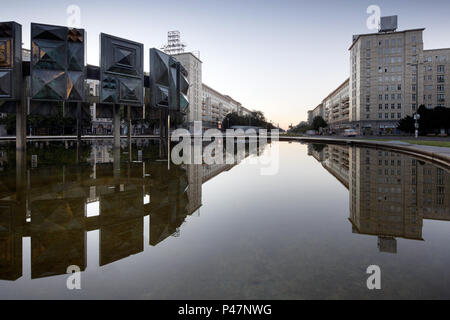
[307,23,450,135]
[172,52,203,130]
[308,144,449,253]
[422,48,450,109]
[202,83,252,128]
[308,103,324,125]
[349,28,425,134]
[323,79,350,130]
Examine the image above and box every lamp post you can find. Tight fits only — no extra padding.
[407,55,423,128]
[414,113,420,139]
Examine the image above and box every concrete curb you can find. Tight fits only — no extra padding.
[280,136,450,169]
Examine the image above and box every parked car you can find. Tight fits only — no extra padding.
[344,129,358,137]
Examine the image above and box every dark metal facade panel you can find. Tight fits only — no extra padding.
[100,33,144,106]
[149,48,189,112]
[0,21,22,101]
[30,23,86,103]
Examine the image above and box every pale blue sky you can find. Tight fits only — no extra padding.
[2,0,450,129]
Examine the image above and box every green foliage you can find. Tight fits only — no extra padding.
[398,105,450,135]
[222,111,275,129]
[288,121,311,134]
[312,143,326,153]
[397,116,415,134]
[312,116,327,131]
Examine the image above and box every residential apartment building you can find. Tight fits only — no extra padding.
[323,79,349,130]
[307,103,324,125]
[349,28,425,134]
[202,84,238,127]
[307,19,450,135]
[172,52,203,130]
[202,83,252,128]
[422,49,450,109]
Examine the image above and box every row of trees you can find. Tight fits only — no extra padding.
[288,106,449,136]
[397,105,450,135]
[221,111,277,130]
[288,116,328,134]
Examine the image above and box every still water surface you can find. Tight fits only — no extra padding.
[0,140,449,299]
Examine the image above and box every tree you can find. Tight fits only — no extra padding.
[222,111,275,130]
[397,105,450,135]
[312,143,326,153]
[397,116,415,134]
[312,116,327,131]
[288,121,310,134]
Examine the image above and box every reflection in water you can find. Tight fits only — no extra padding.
[0,139,267,282]
[0,140,449,298]
[308,144,450,254]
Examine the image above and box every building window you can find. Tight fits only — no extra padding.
[438,65,445,73]
[397,113,402,118]
[438,75,445,83]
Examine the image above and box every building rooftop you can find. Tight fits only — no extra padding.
[349,28,426,50]
[322,78,350,102]
[172,51,202,63]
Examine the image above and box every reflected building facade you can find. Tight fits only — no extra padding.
[0,139,265,281]
[308,143,449,253]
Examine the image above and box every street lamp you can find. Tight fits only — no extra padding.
[407,55,424,124]
[414,113,420,139]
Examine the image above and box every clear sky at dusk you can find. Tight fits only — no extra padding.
[2,0,450,129]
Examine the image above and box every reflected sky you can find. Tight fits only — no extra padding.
[0,140,449,299]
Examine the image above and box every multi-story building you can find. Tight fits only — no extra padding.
[202,84,250,128]
[307,19,450,135]
[308,103,324,125]
[349,28,425,134]
[172,52,203,131]
[422,49,450,109]
[323,79,349,130]
[240,106,252,117]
